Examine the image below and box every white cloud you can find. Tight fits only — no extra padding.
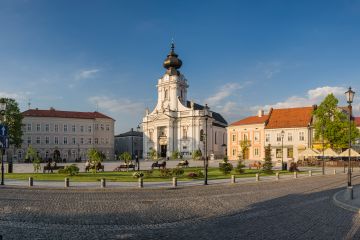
[88,96,144,115]
[0,91,31,101]
[250,86,348,113]
[205,83,242,106]
[75,69,100,80]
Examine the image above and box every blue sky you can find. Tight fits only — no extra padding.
[1,0,360,133]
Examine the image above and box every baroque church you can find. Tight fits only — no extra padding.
[142,44,228,159]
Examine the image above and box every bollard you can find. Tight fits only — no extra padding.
[334,169,336,175]
[309,170,312,177]
[276,172,279,180]
[65,177,69,187]
[294,171,298,179]
[28,177,33,187]
[231,175,236,184]
[138,177,144,188]
[256,173,260,182]
[100,178,106,188]
[172,177,177,188]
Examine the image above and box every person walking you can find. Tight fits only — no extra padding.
[135,155,139,171]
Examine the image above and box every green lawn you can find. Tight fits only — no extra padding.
[5,167,299,182]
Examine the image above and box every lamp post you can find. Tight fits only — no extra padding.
[322,125,325,175]
[345,87,355,189]
[281,130,285,170]
[204,104,209,185]
[0,101,7,185]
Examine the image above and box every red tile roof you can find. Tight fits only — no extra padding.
[265,107,314,129]
[355,117,360,127]
[22,109,114,120]
[229,115,269,126]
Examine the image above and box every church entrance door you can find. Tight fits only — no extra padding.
[160,145,167,158]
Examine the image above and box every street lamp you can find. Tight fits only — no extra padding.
[345,87,355,191]
[204,104,210,185]
[0,101,7,185]
[322,125,325,175]
[281,130,285,170]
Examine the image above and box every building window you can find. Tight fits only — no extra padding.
[276,149,282,158]
[299,132,305,141]
[106,124,110,131]
[72,137,76,145]
[277,133,281,142]
[45,136,49,144]
[200,129,204,142]
[254,132,260,142]
[183,128,188,140]
[27,124,32,132]
[80,126,84,132]
[265,133,270,142]
[55,124,58,132]
[88,138,92,144]
[63,137,68,145]
[95,138,99,144]
[106,138,109,144]
[243,134,248,141]
[232,149,236,156]
[27,136,32,144]
[95,124,99,130]
[54,136,59,144]
[63,124,68,132]
[100,124,104,130]
[254,148,259,156]
[80,138,84,144]
[215,132,217,144]
[36,136,41,144]
[164,89,168,99]
[288,133,292,142]
[232,134,236,142]
[36,124,41,132]
[17,150,22,160]
[45,124,49,132]
[287,148,293,158]
[72,125,76,132]
[88,126,92,133]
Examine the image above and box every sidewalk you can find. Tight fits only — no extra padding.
[2,169,335,190]
[333,185,360,213]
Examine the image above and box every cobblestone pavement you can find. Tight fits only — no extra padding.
[1,174,360,240]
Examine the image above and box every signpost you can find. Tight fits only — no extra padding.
[0,124,8,185]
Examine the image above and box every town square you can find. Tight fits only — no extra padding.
[1,1,360,239]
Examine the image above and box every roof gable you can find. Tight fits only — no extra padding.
[265,107,314,129]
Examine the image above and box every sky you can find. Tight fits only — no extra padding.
[1,0,360,134]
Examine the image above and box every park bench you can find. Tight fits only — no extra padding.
[113,164,136,171]
[177,160,189,168]
[43,165,65,173]
[151,161,166,169]
[85,164,104,172]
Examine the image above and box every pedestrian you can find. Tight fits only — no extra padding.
[135,155,139,171]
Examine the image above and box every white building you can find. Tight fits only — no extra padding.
[264,106,315,164]
[142,44,227,159]
[15,108,115,162]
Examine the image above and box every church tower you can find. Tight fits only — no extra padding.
[156,42,188,111]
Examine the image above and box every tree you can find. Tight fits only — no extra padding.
[171,150,180,160]
[235,154,245,174]
[239,140,251,160]
[192,149,202,160]
[148,148,158,161]
[263,144,273,174]
[0,98,23,147]
[25,145,41,172]
[119,152,132,165]
[87,148,105,173]
[313,94,360,149]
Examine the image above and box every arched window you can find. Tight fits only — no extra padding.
[164,89,168,99]
[200,129,204,142]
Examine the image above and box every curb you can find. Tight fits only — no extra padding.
[332,190,360,213]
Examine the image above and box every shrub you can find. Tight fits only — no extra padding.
[188,172,198,178]
[133,171,144,178]
[58,164,79,176]
[171,150,180,160]
[192,150,202,160]
[262,144,273,174]
[119,152,132,165]
[172,168,184,176]
[235,159,245,174]
[159,168,172,177]
[219,162,233,175]
[289,162,299,172]
[196,170,204,178]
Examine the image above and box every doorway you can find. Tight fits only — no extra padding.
[160,145,167,158]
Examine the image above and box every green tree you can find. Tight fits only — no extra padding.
[239,140,251,159]
[192,149,202,160]
[148,148,158,161]
[262,144,273,174]
[171,150,180,160]
[313,94,360,149]
[25,145,41,172]
[119,152,132,165]
[0,98,23,147]
[235,154,245,174]
[87,148,105,173]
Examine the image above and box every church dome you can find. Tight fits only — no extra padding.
[163,43,182,75]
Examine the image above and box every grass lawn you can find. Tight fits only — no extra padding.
[5,167,300,182]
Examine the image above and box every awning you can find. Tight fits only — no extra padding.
[339,148,360,157]
[299,148,320,158]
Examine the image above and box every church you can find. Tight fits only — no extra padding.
[142,44,228,159]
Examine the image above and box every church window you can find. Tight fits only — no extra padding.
[200,129,204,142]
[164,89,169,99]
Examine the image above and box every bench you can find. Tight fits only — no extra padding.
[43,165,65,173]
[85,164,104,172]
[114,164,135,171]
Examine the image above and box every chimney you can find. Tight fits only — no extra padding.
[258,109,264,117]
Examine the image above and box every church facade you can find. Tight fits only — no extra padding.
[142,44,227,159]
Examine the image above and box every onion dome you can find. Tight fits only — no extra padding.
[163,42,182,75]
